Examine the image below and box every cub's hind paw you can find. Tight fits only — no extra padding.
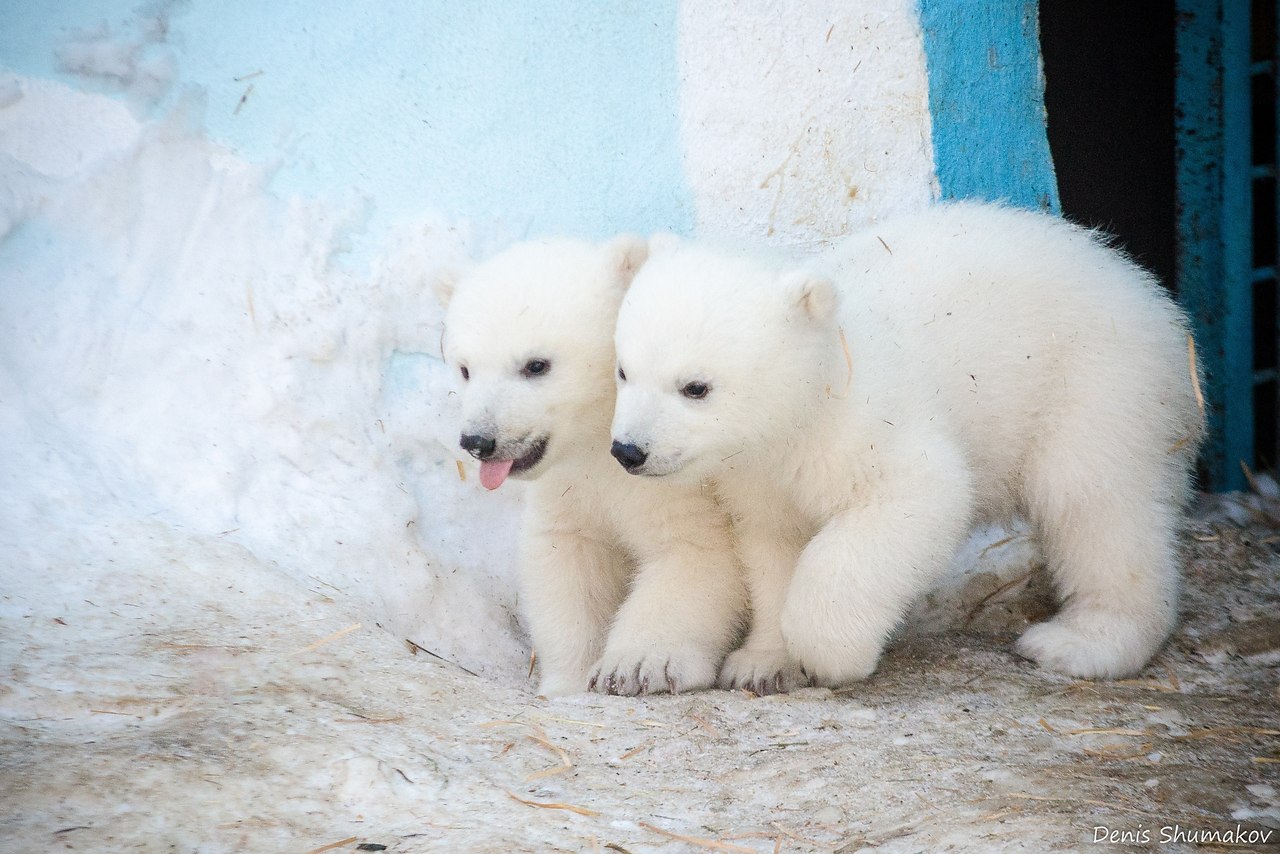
[1016,609,1166,679]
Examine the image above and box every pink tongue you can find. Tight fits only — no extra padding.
[479,458,514,491]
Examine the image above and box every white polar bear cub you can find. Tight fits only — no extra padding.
[436,237,746,697]
[612,203,1205,690]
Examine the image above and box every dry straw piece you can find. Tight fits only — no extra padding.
[825,327,854,399]
[505,791,599,817]
[686,712,721,739]
[1066,727,1151,737]
[1174,726,1280,741]
[290,622,360,656]
[638,821,756,853]
[1187,334,1204,414]
[618,743,650,761]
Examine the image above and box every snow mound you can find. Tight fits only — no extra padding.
[0,77,526,680]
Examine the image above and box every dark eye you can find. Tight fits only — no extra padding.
[617,365,627,382]
[459,365,470,381]
[521,359,551,378]
[681,381,710,400]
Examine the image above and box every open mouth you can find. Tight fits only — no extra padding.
[478,437,549,490]
[510,437,548,473]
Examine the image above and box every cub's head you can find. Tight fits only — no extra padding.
[436,236,648,490]
[611,237,839,481]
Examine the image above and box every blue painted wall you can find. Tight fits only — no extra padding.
[918,0,1060,213]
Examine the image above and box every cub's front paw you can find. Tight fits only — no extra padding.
[587,646,718,696]
[781,587,884,688]
[717,645,812,695]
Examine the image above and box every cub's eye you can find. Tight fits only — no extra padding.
[459,365,470,381]
[680,381,710,400]
[521,359,551,378]
[617,365,627,382]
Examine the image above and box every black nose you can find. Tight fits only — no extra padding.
[460,433,497,460]
[610,440,648,471]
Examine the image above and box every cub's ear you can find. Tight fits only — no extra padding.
[430,266,460,308]
[780,270,837,322]
[647,231,683,256]
[603,234,649,288]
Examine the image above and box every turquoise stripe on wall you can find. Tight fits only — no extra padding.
[918,0,1060,213]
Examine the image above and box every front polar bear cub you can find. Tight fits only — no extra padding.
[612,203,1205,689]
[436,237,746,697]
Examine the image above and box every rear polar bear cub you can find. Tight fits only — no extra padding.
[611,202,1205,691]
[436,237,746,697]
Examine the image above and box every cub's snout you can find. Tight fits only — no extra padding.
[459,433,497,460]
[610,440,648,472]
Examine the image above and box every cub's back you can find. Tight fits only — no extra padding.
[823,204,1198,507]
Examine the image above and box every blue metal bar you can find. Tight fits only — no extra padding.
[1175,0,1255,490]
[1270,0,1280,469]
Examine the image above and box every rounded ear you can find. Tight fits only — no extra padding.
[647,231,683,256]
[430,266,460,308]
[602,234,649,288]
[780,270,838,322]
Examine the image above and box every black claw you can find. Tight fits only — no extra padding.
[640,674,650,693]
[588,674,598,692]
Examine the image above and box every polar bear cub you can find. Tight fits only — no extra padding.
[611,203,1205,690]
[436,237,746,697]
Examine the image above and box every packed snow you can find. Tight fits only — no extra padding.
[1,72,532,683]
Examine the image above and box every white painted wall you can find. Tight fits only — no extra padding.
[678,0,937,250]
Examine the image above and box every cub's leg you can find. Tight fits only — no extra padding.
[716,519,811,696]
[590,496,746,695]
[1017,439,1186,678]
[781,432,974,687]
[522,522,627,697]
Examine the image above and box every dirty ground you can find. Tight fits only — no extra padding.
[2,489,1277,854]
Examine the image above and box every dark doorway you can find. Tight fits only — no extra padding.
[1039,0,1178,291]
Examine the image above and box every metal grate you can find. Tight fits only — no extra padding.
[1176,0,1278,490]
[1250,0,1278,473]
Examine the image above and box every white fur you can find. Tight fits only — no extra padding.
[438,237,746,697]
[612,202,1205,688]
